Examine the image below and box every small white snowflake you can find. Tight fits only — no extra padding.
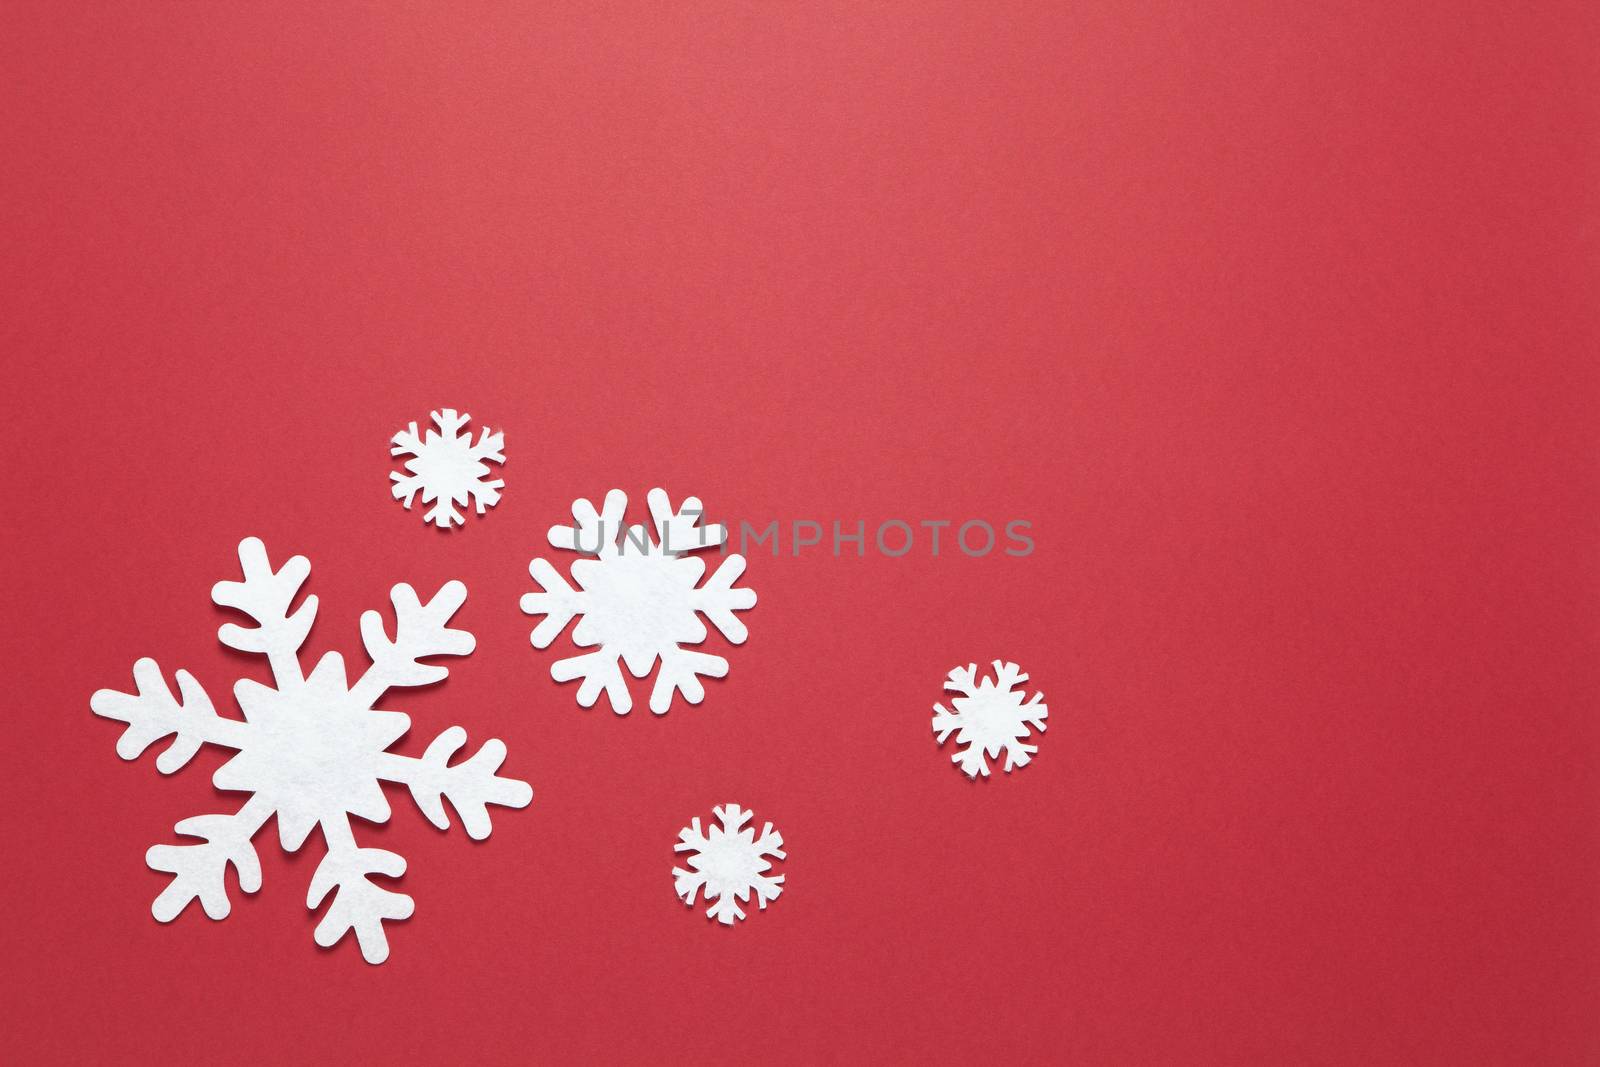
[91,537,533,964]
[519,488,756,715]
[932,661,1049,778]
[390,408,506,528]
[673,804,786,925]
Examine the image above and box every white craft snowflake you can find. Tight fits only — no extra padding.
[90,537,533,964]
[932,661,1049,778]
[520,488,756,715]
[673,805,786,925]
[390,408,506,527]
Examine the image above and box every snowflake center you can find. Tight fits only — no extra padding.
[955,687,1032,749]
[407,438,484,495]
[696,835,765,889]
[573,550,705,661]
[219,669,405,845]
[248,700,380,793]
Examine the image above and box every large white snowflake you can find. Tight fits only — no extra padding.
[390,408,506,527]
[932,661,1049,778]
[90,537,533,964]
[673,804,786,925]
[519,488,756,715]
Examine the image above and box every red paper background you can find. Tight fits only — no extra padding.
[4,3,1597,1063]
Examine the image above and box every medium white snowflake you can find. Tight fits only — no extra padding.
[519,488,756,715]
[90,537,533,964]
[673,804,786,925]
[390,408,506,527]
[932,661,1049,778]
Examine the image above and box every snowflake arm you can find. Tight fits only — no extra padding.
[547,489,627,556]
[389,428,429,511]
[350,580,475,707]
[941,662,980,703]
[692,554,756,644]
[673,805,786,925]
[989,661,1030,696]
[91,658,246,772]
[647,488,727,556]
[145,795,271,921]
[550,647,633,713]
[308,818,414,965]
[211,536,316,686]
[390,408,506,528]
[377,726,533,840]
[673,820,720,916]
[931,673,971,746]
[520,558,584,647]
[649,649,729,714]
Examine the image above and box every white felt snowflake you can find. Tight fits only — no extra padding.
[520,488,756,715]
[932,661,1049,778]
[90,537,533,964]
[390,408,506,527]
[673,805,786,925]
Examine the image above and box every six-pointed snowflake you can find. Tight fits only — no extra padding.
[390,408,506,527]
[91,537,533,964]
[932,661,1049,778]
[673,805,786,925]
[520,488,757,715]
